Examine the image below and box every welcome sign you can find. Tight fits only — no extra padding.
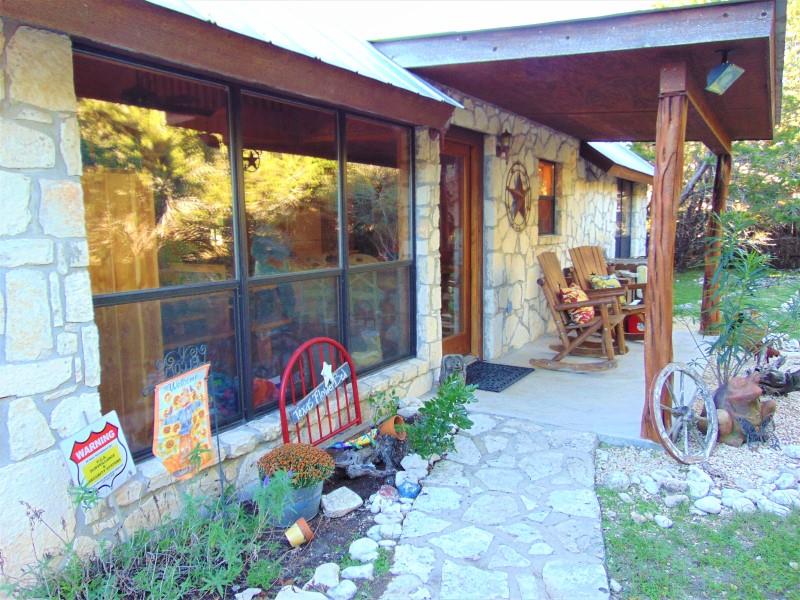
[60,411,135,498]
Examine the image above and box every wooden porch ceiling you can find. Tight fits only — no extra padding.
[375,0,785,152]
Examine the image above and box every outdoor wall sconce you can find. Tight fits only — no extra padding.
[705,50,745,95]
[496,130,512,160]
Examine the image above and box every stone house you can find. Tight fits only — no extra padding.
[1,0,781,579]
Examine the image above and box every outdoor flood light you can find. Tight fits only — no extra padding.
[705,50,745,95]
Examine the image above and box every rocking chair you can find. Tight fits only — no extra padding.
[569,245,646,340]
[531,252,626,372]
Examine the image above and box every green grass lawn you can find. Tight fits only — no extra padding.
[673,269,800,338]
[598,488,800,600]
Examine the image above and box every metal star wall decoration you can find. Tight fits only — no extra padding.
[504,162,532,232]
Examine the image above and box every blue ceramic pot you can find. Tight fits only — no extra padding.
[275,481,324,527]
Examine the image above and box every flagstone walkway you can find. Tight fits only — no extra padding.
[381,413,610,600]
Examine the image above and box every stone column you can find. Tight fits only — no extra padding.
[413,127,443,378]
[0,20,101,578]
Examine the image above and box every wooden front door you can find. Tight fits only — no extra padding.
[440,130,482,357]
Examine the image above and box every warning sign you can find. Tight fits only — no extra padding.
[59,411,135,498]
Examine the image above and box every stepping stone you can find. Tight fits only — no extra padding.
[448,435,482,465]
[500,522,544,544]
[488,545,531,569]
[322,487,363,518]
[463,493,520,525]
[423,461,471,487]
[548,489,600,518]
[475,468,525,492]
[429,526,494,560]
[349,538,378,562]
[552,519,603,557]
[341,563,374,581]
[327,580,357,600]
[413,487,462,513]
[483,434,509,453]
[542,559,609,600]
[519,452,564,481]
[517,575,542,599]
[400,511,451,538]
[391,545,436,582]
[529,542,554,555]
[462,413,498,436]
[441,560,509,599]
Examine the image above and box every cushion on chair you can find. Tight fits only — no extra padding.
[589,273,625,306]
[559,285,595,324]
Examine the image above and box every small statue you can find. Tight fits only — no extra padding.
[440,354,466,386]
[712,373,777,447]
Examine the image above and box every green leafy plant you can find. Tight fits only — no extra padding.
[246,558,281,589]
[700,213,800,388]
[253,469,294,525]
[366,387,400,425]
[402,376,476,459]
[68,485,100,511]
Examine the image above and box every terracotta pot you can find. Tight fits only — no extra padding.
[285,517,314,547]
[378,415,407,440]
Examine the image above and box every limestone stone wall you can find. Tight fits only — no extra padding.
[443,88,650,358]
[0,19,102,579]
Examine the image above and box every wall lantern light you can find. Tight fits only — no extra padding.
[705,50,745,95]
[496,130,512,160]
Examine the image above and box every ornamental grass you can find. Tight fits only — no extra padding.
[257,443,335,489]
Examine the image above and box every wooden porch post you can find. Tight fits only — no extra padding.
[641,64,689,441]
[700,153,731,334]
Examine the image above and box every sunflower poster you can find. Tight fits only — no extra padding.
[153,363,213,480]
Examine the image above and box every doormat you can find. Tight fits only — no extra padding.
[465,361,534,393]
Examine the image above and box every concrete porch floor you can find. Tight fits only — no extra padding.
[469,321,706,446]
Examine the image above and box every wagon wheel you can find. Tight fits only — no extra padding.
[651,362,718,464]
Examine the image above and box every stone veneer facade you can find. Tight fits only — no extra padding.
[0,17,646,582]
[443,88,649,358]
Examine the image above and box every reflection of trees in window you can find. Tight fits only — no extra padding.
[348,164,400,261]
[243,152,338,273]
[78,99,234,282]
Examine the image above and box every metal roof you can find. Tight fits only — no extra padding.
[144,0,460,108]
[587,143,654,178]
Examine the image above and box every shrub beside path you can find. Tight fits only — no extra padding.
[380,412,610,600]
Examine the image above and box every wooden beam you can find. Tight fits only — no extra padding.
[375,0,773,68]
[641,64,689,442]
[686,79,733,155]
[700,153,731,334]
[0,0,455,130]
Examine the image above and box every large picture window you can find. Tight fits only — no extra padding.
[76,52,415,457]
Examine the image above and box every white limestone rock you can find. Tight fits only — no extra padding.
[275,585,326,600]
[306,562,339,591]
[774,472,798,490]
[327,580,357,600]
[654,515,673,529]
[39,179,86,238]
[379,523,402,540]
[694,496,722,514]
[0,117,55,169]
[488,545,531,569]
[341,563,374,581]
[604,471,630,491]
[440,560,509,600]
[686,466,713,498]
[400,511,451,538]
[640,474,660,495]
[348,537,379,563]
[8,397,54,461]
[782,445,800,460]
[412,486,462,513]
[756,497,791,517]
[664,494,689,508]
[769,489,800,509]
[429,526,494,560]
[542,559,609,600]
[0,171,31,236]
[322,486,363,518]
[390,545,436,582]
[548,489,600,518]
[401,454,428,471]
[463,493,520,525]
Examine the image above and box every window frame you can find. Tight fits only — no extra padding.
[75,47,417,458]
[537,159,557,235]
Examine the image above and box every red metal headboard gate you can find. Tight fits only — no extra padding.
[278,337,362,445]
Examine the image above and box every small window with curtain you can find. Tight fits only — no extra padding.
[538,160,556,235]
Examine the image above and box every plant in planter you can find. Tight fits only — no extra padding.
[366,387,406,440]
[697,213,800,446]
[257,443,335,526]
[401,375,476,459]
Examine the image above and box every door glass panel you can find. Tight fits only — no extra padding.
[250,277,340,410]
[346,117,411,264]
[616,179,633,258]
[348,267,411,370]
[95,292,240,456]
[75,54,234,293]
[440,153,465,338]
[242,94,339,275]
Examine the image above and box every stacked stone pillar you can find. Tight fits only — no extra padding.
[0,20,101,577]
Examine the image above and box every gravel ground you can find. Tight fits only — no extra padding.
[597,352,800,489]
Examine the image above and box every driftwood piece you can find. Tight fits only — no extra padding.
[759,366,800,396]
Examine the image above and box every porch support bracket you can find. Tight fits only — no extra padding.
[641,63,689,442]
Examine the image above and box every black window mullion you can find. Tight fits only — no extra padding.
[337,111,350,352]
[230,86,254,420]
